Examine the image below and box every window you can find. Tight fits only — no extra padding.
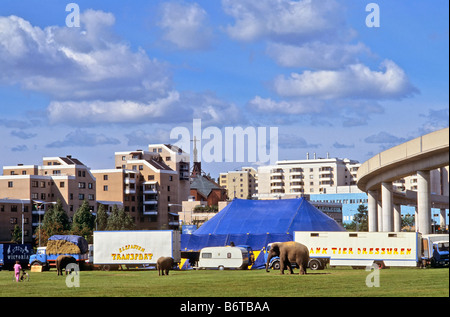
[88,194,94,201]
[31,181,38,188]
[227,253,232,258]
[79,194,85,200]
[11,205,18,212]
[104,175,108,181]
[8,181,13,188]
[60,182,65,188]
[202,253,212,258]
[103,185,108,191]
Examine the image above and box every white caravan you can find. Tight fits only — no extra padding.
[197,246,249,270]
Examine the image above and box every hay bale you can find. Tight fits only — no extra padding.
[47,239,81,254]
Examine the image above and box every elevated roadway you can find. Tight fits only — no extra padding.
[357,127,449,234]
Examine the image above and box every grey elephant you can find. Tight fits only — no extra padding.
[56,255,77,276]
[265,241,309,275]
[157,256,175,276]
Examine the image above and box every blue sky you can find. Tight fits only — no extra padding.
[0,0,448,178]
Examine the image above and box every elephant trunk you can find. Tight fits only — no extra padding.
[265,254,272,272]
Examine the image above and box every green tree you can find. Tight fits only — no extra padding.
[41,199,70,237]
[106,205,135,230]
[11,225,22,244]
[71,200,95,241]
[95,204,108,231]
[345,204,368,232]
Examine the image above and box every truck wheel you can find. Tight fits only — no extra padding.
[308,259,322,270]
[272,261,280,270]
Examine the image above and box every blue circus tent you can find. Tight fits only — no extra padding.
[181,198,344,255]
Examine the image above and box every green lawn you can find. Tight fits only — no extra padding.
[0,267,448,297]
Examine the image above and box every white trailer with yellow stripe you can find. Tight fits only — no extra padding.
[295,231,421,269]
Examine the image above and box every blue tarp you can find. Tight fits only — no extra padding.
[48,235,89,254]
[181,198,344,253]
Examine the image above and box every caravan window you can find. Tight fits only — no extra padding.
[202,253,212,258]
[227,253,232,258]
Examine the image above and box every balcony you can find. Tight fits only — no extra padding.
[143,205,158,215]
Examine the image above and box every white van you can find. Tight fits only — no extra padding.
[197,246,249,270]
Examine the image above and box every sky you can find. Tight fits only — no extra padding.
[0,0,448,179]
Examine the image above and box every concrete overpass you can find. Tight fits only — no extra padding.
[357,127,449,234]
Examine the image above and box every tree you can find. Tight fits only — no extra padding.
[345,204,368,232]
[11,225,22,244]
[106,205,135,230]
[41,199,70,237]
[95,204,108,231]
[71,200,95,241]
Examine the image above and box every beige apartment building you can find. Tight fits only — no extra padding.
[219,167,258,199]
[0,156,96,243]
[257,154,360,199]
[92,144,190,230]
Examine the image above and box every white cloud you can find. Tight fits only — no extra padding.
[47,91,182,124]
[158,1,213,50]
[0,12,171,102]
[222,0,344,43]
[273,60,418,99]
[248,96,323,115]
[266,41,371,69]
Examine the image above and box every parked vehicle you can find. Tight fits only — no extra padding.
[421,234,449,267]
[197,246,249,270]
[294,231,449,269]
[0,243,32,270]
[29,235,88,270]
[93,230,180,270]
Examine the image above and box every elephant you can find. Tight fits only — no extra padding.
[265,241,309,275]
[157,256,175,276]
[56,255,77,276]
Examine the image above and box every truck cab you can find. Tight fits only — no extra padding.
[421,234,449,267]
[29,247,48,268]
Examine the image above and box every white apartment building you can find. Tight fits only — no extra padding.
[257,153,360,199]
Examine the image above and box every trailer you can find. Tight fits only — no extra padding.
[421,234,449,267]
[197,246,249,270]
[0,243,32,270]
[295,231,424,269]
[93,230,181,270]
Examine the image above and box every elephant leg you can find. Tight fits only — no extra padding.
[286,260,294,274]
[279,258,285,274]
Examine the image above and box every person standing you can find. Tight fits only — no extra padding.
[14,261,22,282]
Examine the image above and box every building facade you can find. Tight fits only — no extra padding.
[257,155,360,199]
[219,167,258,199]
[0,156,96,243]
[92,144,190,230]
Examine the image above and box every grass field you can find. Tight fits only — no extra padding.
[0,267,448,297]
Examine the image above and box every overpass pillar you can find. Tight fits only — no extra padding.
[394,204,402,232]
[368,190,378,232]
[377,200,383,232]
[440,209,447,230]
[417,170,431,234]
[381,182,394,232]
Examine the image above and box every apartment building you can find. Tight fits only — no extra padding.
[219,167,258,199]
[0,156,96,243]
[257,154,360,199]
[92,144,190,230]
